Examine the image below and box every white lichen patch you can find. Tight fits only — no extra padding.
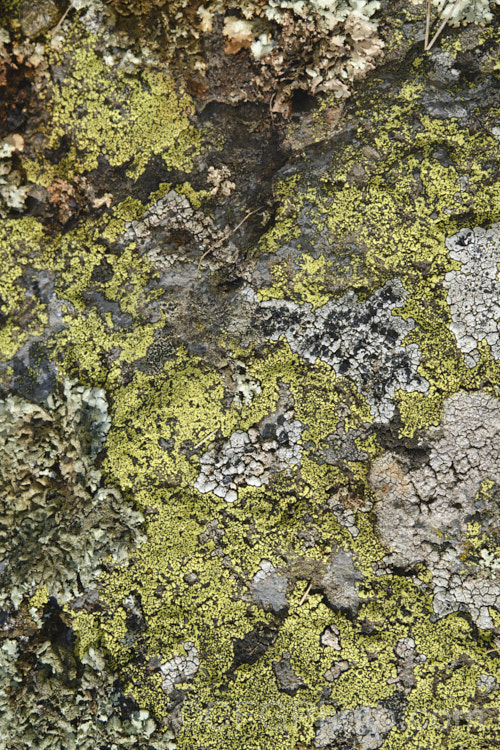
[160,642,200,695]
[444,223,500,368]
[257,279,428,423]
[121,190,236,270]
[321,625,342,650]
[477,673,498,694]
[315,704,395,749]
[235,0,384,100]
[0,137,30,217]
[194,407,304,502]
[431,0,500,26]
[324,659,350,682]
[370,390,500,629]
[232,360,262,407]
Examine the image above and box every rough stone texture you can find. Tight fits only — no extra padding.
[1,2,500,749]
[371,390,500,629]
[444,223,500,367]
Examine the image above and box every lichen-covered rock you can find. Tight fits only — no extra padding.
[1,2,500,749]
[0,380,144,607]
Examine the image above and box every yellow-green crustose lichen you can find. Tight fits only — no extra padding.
[74,39,499,749]
[2,10,500,750]
[23,27,199,184]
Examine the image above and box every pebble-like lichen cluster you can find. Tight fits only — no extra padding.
[195,401,303,502]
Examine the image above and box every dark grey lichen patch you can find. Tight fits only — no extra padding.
[444,222,500,368]
[272,651,306,696]
[254,279,429,424]
[0,380,144,608]
[250,560,289,615]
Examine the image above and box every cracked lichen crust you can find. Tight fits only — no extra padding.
[255,279,429,424]
[160,642,200,696]
[370,390,500,629]
[444,222,500,368]
[315,703,396,749]
[0,380,144,608]
[195,397,304,502]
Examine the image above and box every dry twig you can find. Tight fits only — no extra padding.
[298,580,313,606]
[425,0,462,51]
[425,0,432,50]
[198,206,264,266]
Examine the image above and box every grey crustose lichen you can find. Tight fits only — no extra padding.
[254,278,429,424]
[444,222,500,368]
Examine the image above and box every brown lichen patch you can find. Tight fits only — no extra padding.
[108,1,384,109]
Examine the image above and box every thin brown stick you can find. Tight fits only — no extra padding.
[298,580,313,607]
[51,4,71,35]
[198,206,263,266]
[426,0,461,52]
[424,0,432,50]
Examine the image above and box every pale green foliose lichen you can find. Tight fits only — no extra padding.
[0,380,144,608]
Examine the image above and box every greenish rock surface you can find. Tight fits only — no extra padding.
[0,2,499,748]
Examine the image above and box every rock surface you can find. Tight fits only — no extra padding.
[0,2,499,749]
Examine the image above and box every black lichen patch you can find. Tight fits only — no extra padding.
[230,623,279,671]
